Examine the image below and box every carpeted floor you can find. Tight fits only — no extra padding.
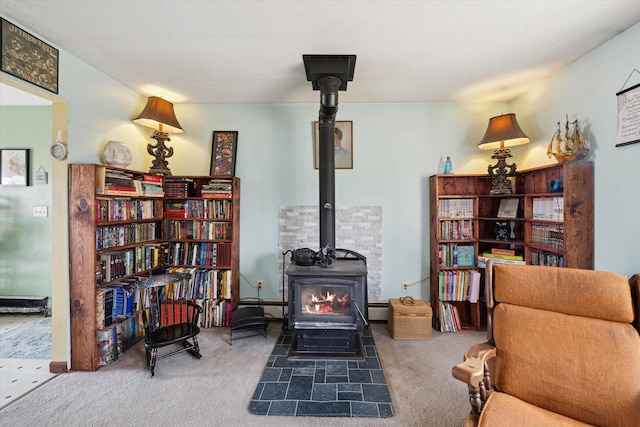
[249,327,393,418]
[0,316,52,359]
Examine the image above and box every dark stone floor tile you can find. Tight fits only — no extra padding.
[286,375,313,400]
[293,367,315,376]
[325,375,349,383]
[312,383,337,401]
[296,401,351,417]
[371,369,387,384]
[359,356,380,370]
[378,403,394,417]
[261,382,288,400]
[338,391,363,401]
[272,356,315,368]
[314,368,326,383]
[279,368,292,382]
[268,400,297,416]
[326,361,348,375]
[352,401,380,417]
[349,369,372,383]
[248,400,270,415]
[272,344,290,356]
[362,383,392,403]
[261,367,281,382]
[252,382,265,400]
[338,383,361,392]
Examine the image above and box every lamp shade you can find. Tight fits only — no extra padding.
[477,113,529,150]
[132,96,183,134]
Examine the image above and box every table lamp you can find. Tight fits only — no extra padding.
[477,113,530,194]
[133,96,183,175]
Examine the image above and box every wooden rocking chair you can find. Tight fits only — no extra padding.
[137,272,202,376]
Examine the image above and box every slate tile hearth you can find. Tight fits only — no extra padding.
[248,328,393,418]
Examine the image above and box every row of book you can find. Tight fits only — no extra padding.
[438,198,474,218]
[164,220,231,240]
[532,196,564,221]
[438,243,475,267]
[438,269,481,303]
[438,301,461,333]
[164,199,233,220]
[97,245,162,284]
[199,298,232,327]
[97,312,144,366]
[530,250,564,267]
[164,267,233,300]
[96,198,160,223]
[96,222,160,250]
[531,223,564,249]
[166,242,232,267]
[438,219,474,240]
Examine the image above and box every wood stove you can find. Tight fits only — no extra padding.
[287,251,368,359]
[286,55,364,359]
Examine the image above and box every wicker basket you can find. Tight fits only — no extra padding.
[388,297,432,340]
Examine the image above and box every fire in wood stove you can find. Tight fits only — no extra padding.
[301,286,351,316]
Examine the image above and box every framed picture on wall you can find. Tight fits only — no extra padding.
[210,131,238,176]
[0,148,30,186]
[1,18,59,94]
[314,120,353,169]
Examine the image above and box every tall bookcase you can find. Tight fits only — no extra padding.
[69,164,240,371]
[429,161,593,331]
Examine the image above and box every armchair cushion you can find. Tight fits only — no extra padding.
[479,393,592,427]
[493,303,640,426]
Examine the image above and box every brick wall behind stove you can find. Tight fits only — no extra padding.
[278,206,382,301]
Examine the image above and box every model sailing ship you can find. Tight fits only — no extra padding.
[547,115,589,162]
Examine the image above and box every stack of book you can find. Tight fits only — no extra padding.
[100,169,139,196]
[201,179,232,199]
[438,301,460,332]
[164,177,196,198]
[477,248,525,267]
[134,174,164,197]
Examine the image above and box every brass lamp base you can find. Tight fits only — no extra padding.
[147,130,173,176]
[487,147,516,194]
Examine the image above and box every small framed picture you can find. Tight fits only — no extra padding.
[0,148,30,186]
[314,120,353,169]
[210,131,238,176]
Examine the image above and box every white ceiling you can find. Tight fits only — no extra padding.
[1,1,639,105]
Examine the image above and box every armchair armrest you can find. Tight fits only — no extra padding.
[452,342,497,418]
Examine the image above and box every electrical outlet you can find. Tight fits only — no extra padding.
[257,280,263,289]
[33,206,48,217]
[402,281,409,293]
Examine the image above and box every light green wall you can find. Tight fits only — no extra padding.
[1,20,638,309]
[513,22,640,277]
[0,106,53,300]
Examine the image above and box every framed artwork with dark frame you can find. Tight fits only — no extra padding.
[0,148,30,186]
[314,120,353,169]
[1,18,59,94]
[210,131,238,176]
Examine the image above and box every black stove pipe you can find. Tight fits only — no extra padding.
[317,76,341,253]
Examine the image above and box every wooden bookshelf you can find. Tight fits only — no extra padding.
[429,161,593,332]
[69,165,240,371]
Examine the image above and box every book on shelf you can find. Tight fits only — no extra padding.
[497,198,519,218]
[477,256,525,268]
[467,269,481,303]
[491,248,515,256]
[438,301,461,333]
[481,252,523,261]
[456,245,475,267]
[532,197,564,221]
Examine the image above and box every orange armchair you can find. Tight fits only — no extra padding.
[452,260,640,426]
